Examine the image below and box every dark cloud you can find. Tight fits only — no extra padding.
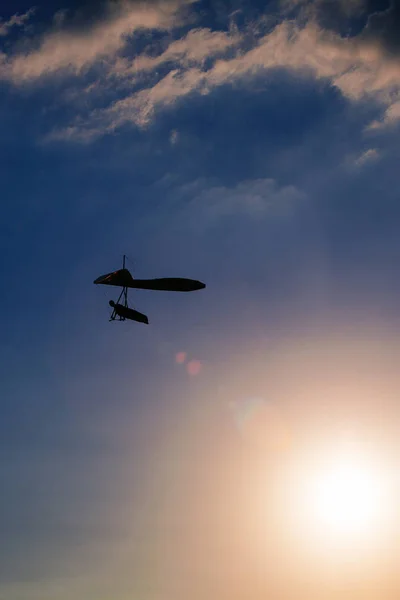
[139,69,376,187]
[312,0,370,34]
[362,0,400,55]
[278,1,393,43]
[48,0,167,32]
[306,0,400,61]
[189,0,281,29]
[0,1,111,31]
[0,0,183,35]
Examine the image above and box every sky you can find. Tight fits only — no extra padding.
[1,0,400,598]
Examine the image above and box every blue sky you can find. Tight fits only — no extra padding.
[1,1,400,599]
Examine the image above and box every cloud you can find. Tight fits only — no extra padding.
[176,178,305,230]
[0,8,36,37]
[279,0,371,40]
[169,128,179,144]
[46,17,399,140]
[361,0,400,57]
[280,0,367,18]
[2,1,400,141]
[354,147,380,166]
[0,0,188,82]
[382,99,400,124]
[280,0,400,58]
[368,99,400,129]
[113,26,241,76]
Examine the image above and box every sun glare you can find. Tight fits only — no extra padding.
[309,455,383,539]
[299,438,392,547]
[275,433,397,566]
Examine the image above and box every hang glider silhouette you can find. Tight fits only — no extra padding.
[94,255,205,324]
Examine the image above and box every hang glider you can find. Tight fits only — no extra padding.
[94,255,206,324]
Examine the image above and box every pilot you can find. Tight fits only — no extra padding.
[109,300,149,324]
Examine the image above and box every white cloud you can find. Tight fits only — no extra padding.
[368,100,400,130]
[383,101,400,125]
[177,178,305,230]
[170,129,179,144]
[2,4,400,141]
[0,8,35,37]
[0,0,188,82]
[47,18,400,140]
[113,26,241,77]
[354,148,380,166]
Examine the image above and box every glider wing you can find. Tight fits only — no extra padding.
[94,269,205,292]
[94,268,135,287]
[129,277,205,292]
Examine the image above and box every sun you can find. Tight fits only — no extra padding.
[299,438,392,547]
[309,456,383,539]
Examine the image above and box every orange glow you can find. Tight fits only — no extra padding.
[102,327,400,600]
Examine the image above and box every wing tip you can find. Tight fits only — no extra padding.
[191,280,206,291]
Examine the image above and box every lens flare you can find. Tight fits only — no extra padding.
[230,397,291,453]
[175,352,187,364]
[187,359,202,376]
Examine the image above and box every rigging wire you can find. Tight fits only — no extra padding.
[125,254,136,273]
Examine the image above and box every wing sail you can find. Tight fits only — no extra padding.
[94,268,135,287]
[129,277,206,292]
[94,269,205,292]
